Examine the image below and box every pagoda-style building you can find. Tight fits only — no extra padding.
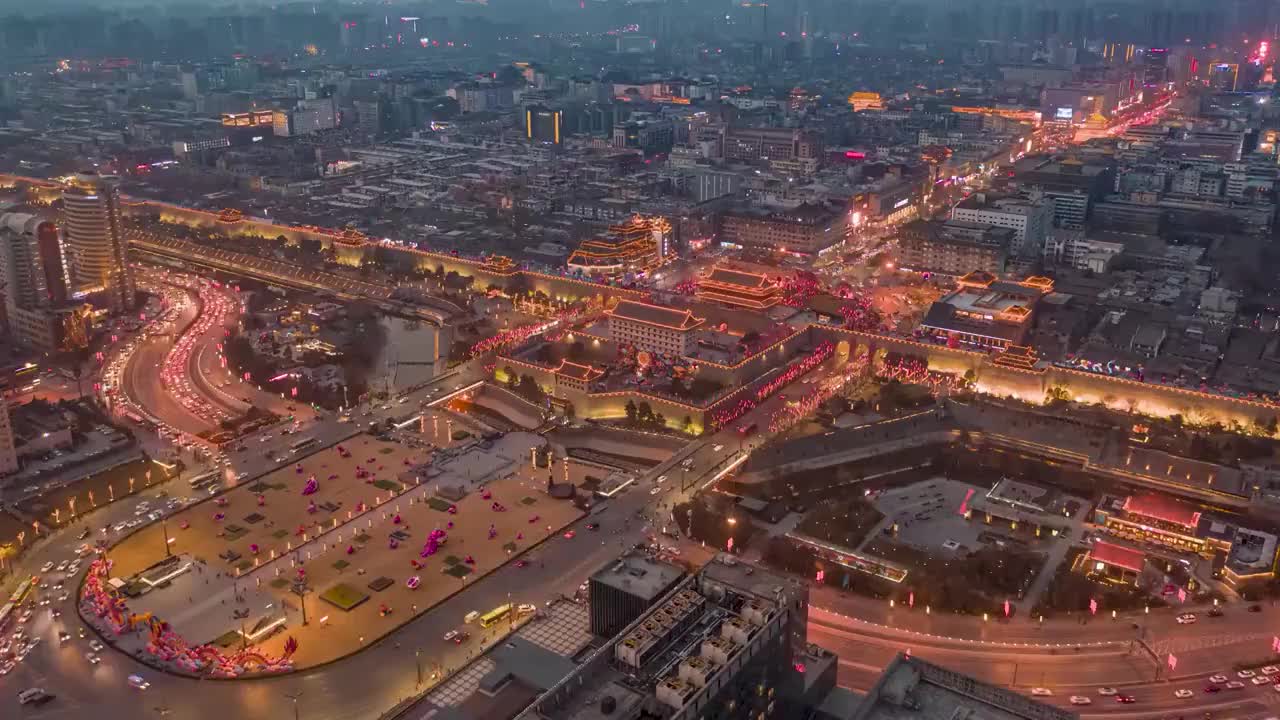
[566,215,671,278]
[991,345,1040,370]
[216,208,245,224]
[695,267,783,310]
[480,255,519,276]
[333,226,369,266]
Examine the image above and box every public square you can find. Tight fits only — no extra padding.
[100,429,583,669]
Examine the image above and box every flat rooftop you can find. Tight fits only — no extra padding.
[852,654,1078,720]
[589,551,686,603]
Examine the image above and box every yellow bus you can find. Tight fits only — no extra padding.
[478,603,512,628]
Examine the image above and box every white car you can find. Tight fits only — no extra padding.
[88,639,104,652]
[712,444,724,452]
[127,674,150,690]
[1252,676,1271,686]
[1176,613,1197,624]
[1174,689,1194,699]
[85,652,100,665]
[1096,687,1117,696]
[1209,674,1228,684]
[40,562,54,573]
[1264,666,1280,675]
[1238,669,1257,678]
[1069,696,1092,705]
[1030,688,1052,696]
[650,487,661,495]
[442,630,459,643]
[656,475,668,484]
[1226,680,1246,689]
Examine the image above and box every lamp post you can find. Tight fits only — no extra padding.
[285,692,302,720]
[416,649,423,687]
[161,517,171,558]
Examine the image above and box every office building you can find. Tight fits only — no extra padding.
[1142,47,1169,88]
[951,193,1051,258]
[525,556,836,720]
[606,300,705,357]
[720,202,848,256]
[723,126,823,166]
[525,104,563,145]
[588,552,686,638]
[895,220,1010,277]
[61,172,136,314]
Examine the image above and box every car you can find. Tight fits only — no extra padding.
[1253,676,1272,686]
[517,603,537,615]
[1208,607,1224,617]
[57,632,71,644]
[656,475,668,484]
[586,522,600,531]
[514,559,528,568]
[1209,674,1228,684]
[88,639,104,652]
[1030,688,1052,696]
[650,487,661,495]
[85,652,101,665]
[1238,669,1257,678]
[1096,687,1117,696]
[1249,604,1263,612]
[1176,613,1197,624]
[1204,685,1221,694]
[1174,689,1194,699]
[463,611,480,624]
[1115,695,1136,704]
[57,593,69,603]
[1069,696,1092,706]
[1263,666,1279,675]
[40,562,53,573]
[712,444,724,452]
[563,530,576,539]
[18,688,53,706]
[443,630,460,643]
[127,674,150,690]
[1226,680,1246,689]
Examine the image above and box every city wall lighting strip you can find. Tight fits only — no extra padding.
[427,380,486,408]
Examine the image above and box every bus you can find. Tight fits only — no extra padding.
[290,437,317,454]
[189,471,219,489]
[478,603,512,628]
[0,602,13,632]
[9,577,33,604]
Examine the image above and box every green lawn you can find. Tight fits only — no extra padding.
[319,583,370,611]
[426,497,453,512]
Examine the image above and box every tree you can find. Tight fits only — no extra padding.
[503,366,517,387]
[682,415,693,432]
[638,402,654,424]
[625,400,638,424]
[654,413,666,429]
[1044,386,1070,405]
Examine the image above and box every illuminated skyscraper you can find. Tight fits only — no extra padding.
[525,104,562,144]
[62,172,136,313]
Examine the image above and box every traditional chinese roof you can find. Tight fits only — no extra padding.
[553,360,604,382]
[607,300,704,331]
[696,267,782,309]
[992,345,1039,370]
[1122,493,1202,529]
[1089,541,1147,573]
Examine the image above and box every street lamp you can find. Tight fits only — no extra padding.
[416,649,423,686]
[285,692,301,720]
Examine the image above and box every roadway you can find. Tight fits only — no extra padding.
[128,232,447,325]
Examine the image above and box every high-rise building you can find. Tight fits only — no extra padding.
[0,398,17,477]
[0,213,67,310]
[588,551,686,638]
[0,212,87,353]
[62,172,136,314]
[525,104,563,145]
[1142,47,1169,88]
